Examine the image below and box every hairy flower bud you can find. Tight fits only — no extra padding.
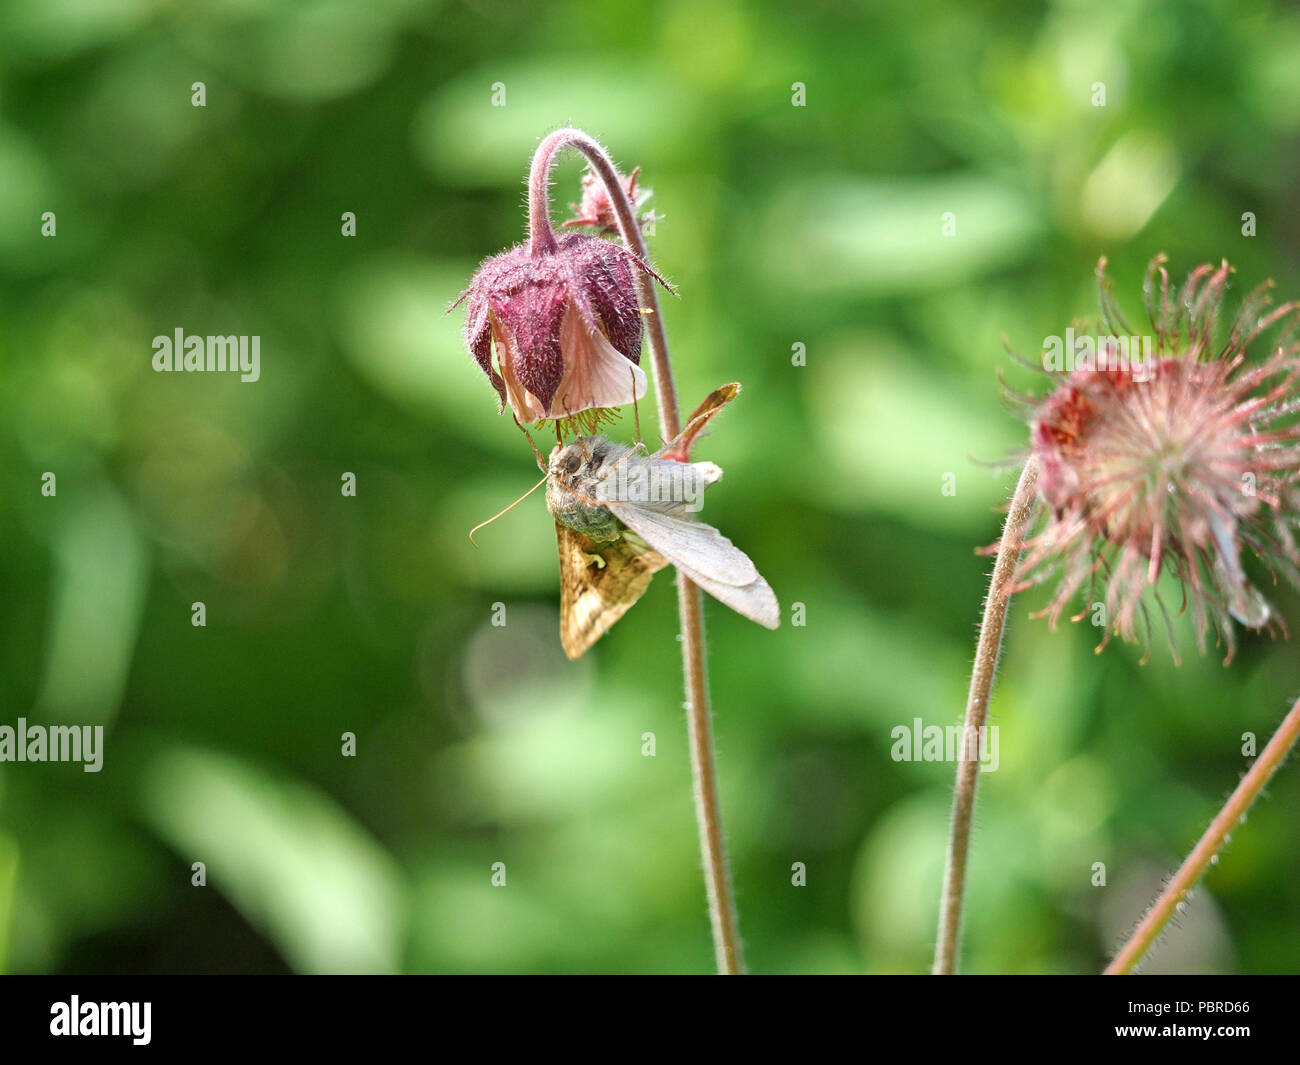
[563,165,652,235]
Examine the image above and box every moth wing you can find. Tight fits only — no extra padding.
[676,556,780,631]
[556,520,667,659]
[594,454,722,514]
[613,506,780,630]
[613,505,755,584]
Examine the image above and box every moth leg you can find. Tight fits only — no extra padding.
[630,364,642,447]
[584,551,606,570]
[511,413,547,472]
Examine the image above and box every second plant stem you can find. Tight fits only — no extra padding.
[933,457,1039,975]
[1105,694,1300,974]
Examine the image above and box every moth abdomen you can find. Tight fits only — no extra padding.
[550,493,623,542]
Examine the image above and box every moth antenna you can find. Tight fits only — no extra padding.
[512,414,547,472]
[553,468,638,515]
[554,470,605,510]
[468,473,548,546]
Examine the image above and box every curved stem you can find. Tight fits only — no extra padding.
[933,457,1039,975]
[1105,695,1300,974]
[527,128,681,437]
[527,128,742,973]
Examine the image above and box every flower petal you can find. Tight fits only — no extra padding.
[490,310,549,422]
[547,301,647,418]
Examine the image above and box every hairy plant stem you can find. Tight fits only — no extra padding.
[527,128,743,974]
[933,457,1039,975]
[1105,695,1300,974]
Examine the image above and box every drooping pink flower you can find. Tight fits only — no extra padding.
[455,232,666,434]
[1009,255,1300,662]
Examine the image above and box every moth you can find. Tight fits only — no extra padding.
[545,383,779,658]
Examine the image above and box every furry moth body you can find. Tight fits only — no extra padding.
[546,435,780,659]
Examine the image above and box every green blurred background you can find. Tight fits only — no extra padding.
[2,0,1299,974]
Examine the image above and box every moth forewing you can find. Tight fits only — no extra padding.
[555,520,666,659]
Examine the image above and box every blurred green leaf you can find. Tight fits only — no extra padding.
[137,745,407,974]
